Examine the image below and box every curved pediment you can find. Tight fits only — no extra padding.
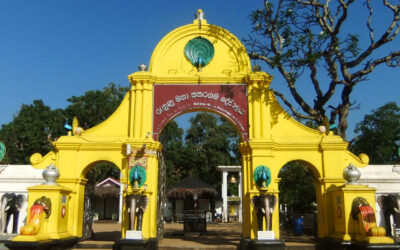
[148,18,251,80]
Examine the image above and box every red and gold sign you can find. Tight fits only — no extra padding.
[153,84,248,141]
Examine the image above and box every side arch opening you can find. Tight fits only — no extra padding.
[81,161,121,241]
[278,160,319,240]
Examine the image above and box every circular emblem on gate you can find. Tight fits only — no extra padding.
[61,205,66,218]
[0,142,6,162]
[184,37,214,71]
[129,165,147,188]
[253,165,272,189]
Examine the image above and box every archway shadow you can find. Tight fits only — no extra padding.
[92,231,121,241]
[90,221,122,242]
[161,222,241,247]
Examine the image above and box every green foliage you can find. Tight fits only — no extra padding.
[184,113,240,189]
[351,102,400,164]
[86,162,120,183]
[0,82,128,169]
[65,83,129,129]
[159,121,186,187]
[278,162,316,214]
[0,100,65,164]
[160,112,241,189]
[228,182,239,196]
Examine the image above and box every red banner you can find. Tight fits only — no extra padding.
[153,84,248,141]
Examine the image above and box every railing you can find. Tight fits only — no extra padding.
[183,210,207,233]
[172,210,215,223]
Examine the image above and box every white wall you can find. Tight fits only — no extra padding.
[0,165,43,234]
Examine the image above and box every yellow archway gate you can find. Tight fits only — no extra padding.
[9,10,395,249]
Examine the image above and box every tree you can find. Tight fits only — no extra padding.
[0,100,65,164]
[351,102,400,164]
[0,83,129,166]
[245,0,400,139]
[159,120,186,187]
[86,162,120,183]
[278,162,316,213]
[65,83,130,129]
[184,112,241,189]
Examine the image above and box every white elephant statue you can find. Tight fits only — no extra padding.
[251,194,276,231]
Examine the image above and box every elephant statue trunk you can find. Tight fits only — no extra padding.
[251,194,276,231]
[377,194,400,236]
[126,194,148,231]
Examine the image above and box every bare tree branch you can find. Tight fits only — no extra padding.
[271,88,315,120]
[366,0,375,44]
[245,0,400,139]
[346,1,400,68]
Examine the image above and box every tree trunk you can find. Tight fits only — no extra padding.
[157,152,167,239]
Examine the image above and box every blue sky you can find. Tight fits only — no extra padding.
[0,1,399,140]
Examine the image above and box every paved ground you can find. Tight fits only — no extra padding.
[72,221,316,249]
[0,221,316,249]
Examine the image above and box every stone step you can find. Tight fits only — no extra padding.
[71,240,316,250]
[72,240,114,249]
[159,247,236,250]
[286,246,315,250]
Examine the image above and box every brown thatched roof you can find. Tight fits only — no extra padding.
[94,185,120,198]
[167,176,218,200]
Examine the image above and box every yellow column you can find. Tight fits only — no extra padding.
[260,88,266,138]
[134,81,143,139]
[252,82,261,139]
[141,81,152,138]
[241,147,252,238]
[129,88,136,138]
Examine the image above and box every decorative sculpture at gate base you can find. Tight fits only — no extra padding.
[20,196,51,235]
[351,197,386,237]
[1,193,26,235]
[126,194,149,231]
[251,194,276,231]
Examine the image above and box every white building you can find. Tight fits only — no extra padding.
[0,165,43,234]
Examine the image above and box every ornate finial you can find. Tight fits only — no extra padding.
[343,163,361,184]
[138,63,147,71]
[195,9,204,20]
[42,163,60,185]
[195,9,204,29]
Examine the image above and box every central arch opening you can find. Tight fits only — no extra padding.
[157,111,243,247]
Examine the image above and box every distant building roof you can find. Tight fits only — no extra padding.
[167,176,218,200]
[96,177,120,187]
[94,177,120,198]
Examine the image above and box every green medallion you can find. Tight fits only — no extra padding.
[0,142,5,162]
[129,165,147,188]
[253,165,271,188]
[184,37,214,71]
